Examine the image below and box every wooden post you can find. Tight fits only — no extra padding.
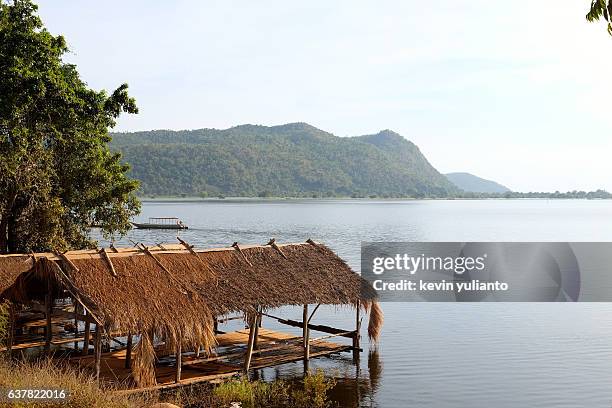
[81,310,91,356]
[44,291,52,355]
[253,310,261,349]
[125,333,133,369]
[303,305,310,361]
[7,303,14,356]
[73,300,79,351]
[94,325,102,383]
[353,305,361,361]
[243,313,257,372]
[175,341,182,383]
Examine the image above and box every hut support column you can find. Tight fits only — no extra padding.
[353,304,361,362]
[303,305,310,371]
[73,300,79,351]
[94,325,102,383]
[82,311,91,356]
[44,290,52,355]
[243,312,257,373]
[125,333,133,369]
[7,303,14,356]
[175,342,182,383]
[253,309,261,349]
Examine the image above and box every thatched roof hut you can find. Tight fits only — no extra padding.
[0,241,381,387]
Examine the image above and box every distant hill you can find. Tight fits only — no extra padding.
[445,172,510,193]
[110,123,458,198]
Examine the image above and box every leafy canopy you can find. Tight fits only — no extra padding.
[587,0,612,35]
[0,0,140,253]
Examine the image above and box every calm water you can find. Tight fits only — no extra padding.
[104,199,612,407]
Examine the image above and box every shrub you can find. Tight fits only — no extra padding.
[292,369,337,408]
[211,370,335,408]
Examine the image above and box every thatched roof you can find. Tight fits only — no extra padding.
[0,255,34,293]
[0,241,378,344]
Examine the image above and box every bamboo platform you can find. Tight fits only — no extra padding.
[70,328,352,392]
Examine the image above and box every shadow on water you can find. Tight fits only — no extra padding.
[343,348,383,408]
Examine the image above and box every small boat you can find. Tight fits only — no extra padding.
[131,217,189,230]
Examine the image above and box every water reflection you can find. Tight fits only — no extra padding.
[322,348,382,408]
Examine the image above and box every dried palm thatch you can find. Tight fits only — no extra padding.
[363,300,384,342]
[0,255,34,294]
[188,242,378,315]
[67,252,217,353]
[132,332,156,387]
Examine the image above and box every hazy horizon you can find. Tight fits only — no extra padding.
[35,1,612,193]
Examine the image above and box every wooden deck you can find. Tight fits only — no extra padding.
[69,328,352,392]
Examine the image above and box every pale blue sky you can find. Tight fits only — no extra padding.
[36,1,612,192]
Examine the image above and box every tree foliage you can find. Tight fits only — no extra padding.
[111,123,458,198]
[586,0,612,35]
[0,0,140,253]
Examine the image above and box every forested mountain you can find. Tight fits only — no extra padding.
[110,123,458,197]
[445,172,511,193]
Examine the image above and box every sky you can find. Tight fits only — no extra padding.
[35,0,612,192]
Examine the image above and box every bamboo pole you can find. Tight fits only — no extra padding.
[44,290,52,355]
[82,310,91,356]
[253,310,261,349]
[94,325,102,383]
[7,303,14,356]
[125,333,133,369]
[353,305,361,361]
[175,342,182,383]
[73,299,79,350]
[303,305,310,361]
[243,313,257,372]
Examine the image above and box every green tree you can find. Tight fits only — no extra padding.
[587,0,612,35]
[0,0,140,253]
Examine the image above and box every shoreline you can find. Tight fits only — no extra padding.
[137,196,612,203]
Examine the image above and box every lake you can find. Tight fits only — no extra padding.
[103,199,612,407]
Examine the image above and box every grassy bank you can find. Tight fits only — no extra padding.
[0,359,152,408]
[0,358,337,408]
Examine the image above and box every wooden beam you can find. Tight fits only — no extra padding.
[82,310,91,356]
[308,304,321,324]
[7,303,14,355]
[52,262,103,326]
[73,300,79,350]
[303,305,310,361]
[44,284,52,355]
[175,342,182,383]
[177,237,197,255]
[125,333,133,368]
[57,252,80,272]
[243,313,257,372]
[232,242,253,267]
[139,245,189,295]
[261,313,354,338]
[94,325,102,383]
[99,248,117,277]
[266,238,287,259]
[253,310,261,349]
[353,305,361,361]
